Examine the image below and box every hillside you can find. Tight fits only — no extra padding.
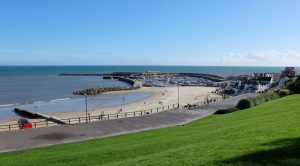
[0,95,299,166]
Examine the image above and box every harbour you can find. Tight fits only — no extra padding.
[0,66,298,123]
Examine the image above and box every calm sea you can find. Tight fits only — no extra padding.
[1,66,298,76]
[0,66,298,121]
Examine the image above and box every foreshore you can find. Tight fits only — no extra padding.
[50,86,220,119]
[0,86,220,127]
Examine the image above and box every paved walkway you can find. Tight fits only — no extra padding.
[0,94,252,153]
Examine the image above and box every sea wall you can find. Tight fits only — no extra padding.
[174,73,225,82]
[118,77,142,89]
[73,77,142,96]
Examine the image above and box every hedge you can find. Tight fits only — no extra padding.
[288,76,300,93]
[278,89,290,97]
[235,99,251,110]
[214,108,240,114]
[217,92,280,114]
[236,92,280,110]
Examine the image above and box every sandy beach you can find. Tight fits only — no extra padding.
[51,86,220,119]
[0,86,220,129]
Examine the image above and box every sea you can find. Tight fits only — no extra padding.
[0,66,299,121]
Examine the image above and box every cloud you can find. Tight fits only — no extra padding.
[221,50,300,66]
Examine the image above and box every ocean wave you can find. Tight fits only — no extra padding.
[0,98,72,108]
[33,101,46,104]
[0,104,15,107]
[50,98,71,102]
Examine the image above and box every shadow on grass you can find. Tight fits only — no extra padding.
[222,138,300,166]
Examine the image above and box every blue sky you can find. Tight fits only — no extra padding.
[0,0,300,66]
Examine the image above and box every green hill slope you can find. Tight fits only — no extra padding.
[1,95,300,166]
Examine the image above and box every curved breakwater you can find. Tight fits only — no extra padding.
[73,77,143,96]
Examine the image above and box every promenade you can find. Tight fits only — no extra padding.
[0,94,252,153]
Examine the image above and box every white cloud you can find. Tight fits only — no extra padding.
[221,50,300,66]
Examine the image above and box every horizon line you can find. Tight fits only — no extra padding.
[0,65,299,67]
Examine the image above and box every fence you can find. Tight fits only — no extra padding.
[0,103,179,132]
[183,96,224,110]
[0,119,59,132]
[0,96,227,132]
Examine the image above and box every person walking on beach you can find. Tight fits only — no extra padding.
[205,94,210,108]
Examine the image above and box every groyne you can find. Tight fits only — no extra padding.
[14,108,67,125]
[73,77,142,96]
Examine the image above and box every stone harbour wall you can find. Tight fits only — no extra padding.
[73,77,142,96]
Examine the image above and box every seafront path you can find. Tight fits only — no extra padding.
[0,94,252,153]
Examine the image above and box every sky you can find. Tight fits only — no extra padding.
[0,0,300,66]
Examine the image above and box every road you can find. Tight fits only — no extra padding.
[0,94,252,153]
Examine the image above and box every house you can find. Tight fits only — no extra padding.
[243,74,273,93]
[271,73,281,84]
[244,80,270,93]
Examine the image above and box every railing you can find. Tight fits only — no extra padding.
[0,119,59,132]
[0,96,227,132]
[0,103,179,132]
[182,97,224,110]
[59,103,178,125]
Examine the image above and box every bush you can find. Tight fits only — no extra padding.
[285,79,294,87]
[271,82,278,88]
[273,89,280,94]
[236,99,251,110]
[289,83,300,93]
[247,97,255,107]
[236,92,280,109]
[214,108,240,114]
[278,89,290,97]
[270,92,280,99]
[288,76,300,93]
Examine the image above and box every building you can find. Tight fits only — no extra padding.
[271,73,281,84]
[244,80,269,93]
[243,74,273,93]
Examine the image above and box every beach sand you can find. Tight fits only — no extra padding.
[51,86,220,119]
[0,86,220,130]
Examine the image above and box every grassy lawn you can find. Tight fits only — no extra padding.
[1,95,300,166]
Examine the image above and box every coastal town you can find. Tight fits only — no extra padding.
[68,67,297,97]
[1,0,300,165]
[1,66,296,132]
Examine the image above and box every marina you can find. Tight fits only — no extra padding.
[0,66,298,124]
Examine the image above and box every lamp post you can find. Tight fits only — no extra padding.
[85,95,88,123]
[177,85,180,108]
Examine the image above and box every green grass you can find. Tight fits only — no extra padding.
[1,95,300,166]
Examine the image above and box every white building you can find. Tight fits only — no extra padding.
[243,76,273,93]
